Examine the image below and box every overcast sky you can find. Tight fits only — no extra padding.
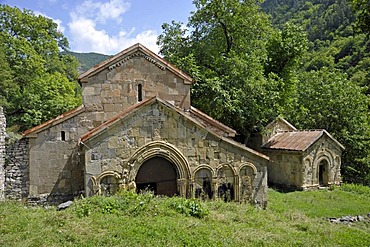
[1,0,195,54]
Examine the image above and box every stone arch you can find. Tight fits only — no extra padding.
[127,141,191,196]
[314,150,334,187]
[216,164,236,201]
[239,163,257,176]
[193,165,215,199]
[239,163,257,202]
[90,171,121,196]
[136,156,178,196]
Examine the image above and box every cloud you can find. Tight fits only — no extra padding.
[73,0,130,24]
[68,0,159,54]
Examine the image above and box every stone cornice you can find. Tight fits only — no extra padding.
[108,51,166,71]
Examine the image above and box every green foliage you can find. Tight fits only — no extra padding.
[286,68,370,185]
[168,197,209,218]
[158,0,370,185]
[350,0,370,35]
[73,190,209,219]
[158,0,307,134]
[339,183,370,197]
[0,5,81,131]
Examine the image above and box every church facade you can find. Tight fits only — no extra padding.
[3,44,269,207]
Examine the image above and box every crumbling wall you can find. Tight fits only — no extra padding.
[0,107,5,200]
[5,138,29,199]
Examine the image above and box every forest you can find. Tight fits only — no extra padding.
[0,0,369,185]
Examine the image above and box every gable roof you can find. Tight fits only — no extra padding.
[188,107,237,138]
[78,43,193,84]
[261,130,345,151]
[265,117,297,131]
[23,105,85,137]
[79,96,269,161]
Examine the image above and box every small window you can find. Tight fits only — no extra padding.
[61,131,66,141]
[138,84,143,102]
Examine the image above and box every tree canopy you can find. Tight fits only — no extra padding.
[158,0,307,135]
[0,5,81,131]
[158,0,370,185]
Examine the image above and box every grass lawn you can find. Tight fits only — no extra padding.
[0,184,369,247]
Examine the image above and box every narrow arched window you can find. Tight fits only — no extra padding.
[61,131,66,141]
[138,84,142,102]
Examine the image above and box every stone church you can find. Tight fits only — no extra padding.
[1,43,344,206]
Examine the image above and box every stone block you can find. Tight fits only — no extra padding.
[83,86,95,96]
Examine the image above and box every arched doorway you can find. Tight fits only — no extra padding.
[100,175,119,196]
[318,159,329,186]
[194,168,213,199]
[135,156,178,196]
[217,165,235,202]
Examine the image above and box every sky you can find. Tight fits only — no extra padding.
[1,0,195,55]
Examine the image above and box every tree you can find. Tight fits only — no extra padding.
[0,43,16,109]
[287,68,370,185]
[158,0,304,136]
[350,0,370,35]
[0,5,81,131]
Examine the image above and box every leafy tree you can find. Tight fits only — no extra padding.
[0,43,16,109]
[159,0,370,185]
[0,5,81,131]
[287,68,370,185]
[350,0,370,35]
[158,0,308,136]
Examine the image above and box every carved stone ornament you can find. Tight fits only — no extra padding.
[108,52,166,71]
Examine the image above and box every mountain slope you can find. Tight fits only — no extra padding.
[68,51,111,73]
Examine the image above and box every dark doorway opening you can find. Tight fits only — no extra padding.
[136,182,157,193]
[135,156,178,196]
[319,160,329,186]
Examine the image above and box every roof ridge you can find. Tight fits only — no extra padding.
[278,129,325,133]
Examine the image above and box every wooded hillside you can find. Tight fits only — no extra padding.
[157,0,370,185]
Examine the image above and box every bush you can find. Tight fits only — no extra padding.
[339,183,370,197]
[72,190,208,219]
[168,197,209,218]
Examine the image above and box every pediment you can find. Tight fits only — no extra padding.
[78,43,192,84]
[108,51,166,71]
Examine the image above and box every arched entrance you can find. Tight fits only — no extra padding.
[128,141,191,197]
[318,159,329,186]
[217,165,235,202]
[135,156,178,196]
[194,168,213,199]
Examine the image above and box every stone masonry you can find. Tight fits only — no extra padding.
[0,107,5,200]
[5,139,29,199]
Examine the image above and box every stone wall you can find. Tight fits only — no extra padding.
[0,107,5,200]
[81,56,191,120]
[82,100,268,207]
[5,139,29,199]
[264,134,342,190]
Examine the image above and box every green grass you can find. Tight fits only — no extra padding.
[1,185,369,247]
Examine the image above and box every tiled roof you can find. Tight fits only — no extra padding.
[23,105,85,137]
[79,97,269,161]
[262,130,345,151]
[188,107,237,137]
[78,43,193,84]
